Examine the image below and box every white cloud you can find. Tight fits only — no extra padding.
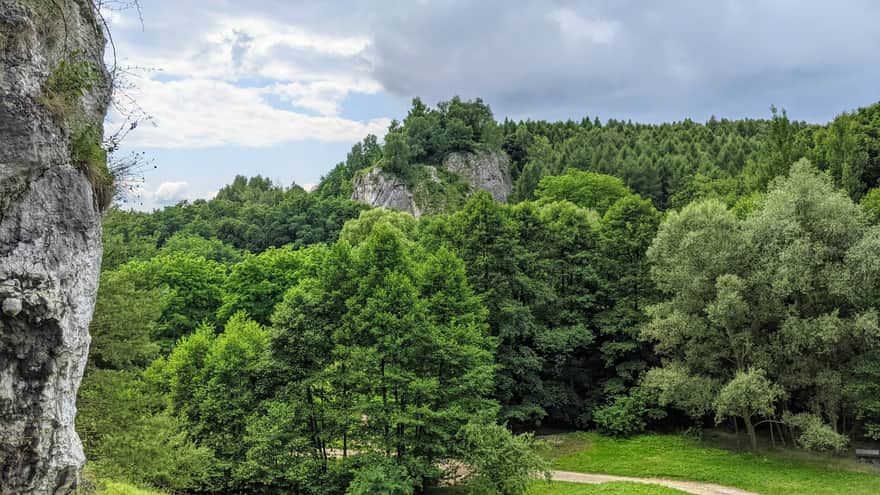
[267,79,382,116]
[209,17,370,58]
[108,10,390,149]
[109,77,390,148]
[153,181,190,204]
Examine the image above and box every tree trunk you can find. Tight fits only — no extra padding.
[743,414,758,451]
[732,416,740,448]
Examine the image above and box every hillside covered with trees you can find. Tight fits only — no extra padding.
[80,98,880,495]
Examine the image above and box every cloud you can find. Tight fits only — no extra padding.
[106,3,388,148]
[365,0,880,122]
[108,78,390,148]
[108,0,880,155]
[548,8,619,45]
[152,181,190,205]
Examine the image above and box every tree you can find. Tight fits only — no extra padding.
[158,313,271,491]
[457,422,550,495]
[644,160,880,448]
[861,187,880,223]
[714,369,783,450]
[126,253,226,350]
[383,125,413,177]
[217,245,324,325]
[89,267,171,370]
[267,222,496,487]
[535,169,631,214]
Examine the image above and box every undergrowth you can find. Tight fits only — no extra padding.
[37,51,113,211]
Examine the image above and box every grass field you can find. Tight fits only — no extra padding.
[545,432,880,495]
[527,481,690,494]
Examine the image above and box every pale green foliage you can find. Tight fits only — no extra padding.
[860,187,880,223]
[457,422,550,495]
[783,413,848,453]
[158,232,242,264]
[535,169,631,214]
[93,412,218,491]
[642,365,717,419]
[217,245,323,324]
[645,161,880,448]
[714,369,782,424]
[339,207,419,245]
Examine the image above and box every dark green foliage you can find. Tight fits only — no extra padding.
[263,221,496,489]
[85,98,880,493]
[346,456,415,495]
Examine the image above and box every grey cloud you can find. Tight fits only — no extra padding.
[365,0,880,122]
[119,1,880,123]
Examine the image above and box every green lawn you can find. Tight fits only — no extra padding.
[527,481,689,494]
[432,481,689,495]
[93,482,166,495]
[546,432,880,495]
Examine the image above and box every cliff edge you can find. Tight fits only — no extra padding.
[0,1,110,493]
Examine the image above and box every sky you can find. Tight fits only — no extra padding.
[101,0,880,210]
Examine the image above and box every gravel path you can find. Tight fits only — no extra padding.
[550,470,760,495]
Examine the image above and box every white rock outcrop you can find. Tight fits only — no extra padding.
[0,1,110,493]
[351,167,423,216]
[444,151,512,202]
[351,151,512,216]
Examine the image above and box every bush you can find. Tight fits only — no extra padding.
[70,124,113,210]
[345,456,414,495]
[456,422,549,495]
[593,390,665,437]
[784,413,849,453]
[93,412,219,492]
[39,54,100,122]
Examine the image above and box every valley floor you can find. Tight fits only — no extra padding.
[538,432,880,495]
[87,431,880,495]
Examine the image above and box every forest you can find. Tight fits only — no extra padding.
[79,97,880,495]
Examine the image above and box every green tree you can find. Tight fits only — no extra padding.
[457,422,550,495]
[535,169,631,214]
[644,160,880,448]
[125,253,226,349]
[89,267,171,370]
[714,369,783,450]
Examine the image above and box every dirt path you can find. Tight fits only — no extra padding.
[550,470,759,495]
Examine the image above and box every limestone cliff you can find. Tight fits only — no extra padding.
[443,151,512,203]
[351,166,424,216]
[0,1,110,493]
[351,151,511,216]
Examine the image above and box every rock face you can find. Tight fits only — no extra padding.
[352,167,423,216]
[0,1,109,494]
[444,151,512,202]
[351,151,512,216]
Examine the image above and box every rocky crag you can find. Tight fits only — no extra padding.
[0,1,110,493]
[351,150,512,216]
